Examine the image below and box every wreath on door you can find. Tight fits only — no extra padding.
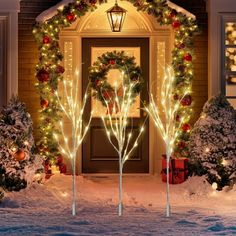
[89,51,143,109]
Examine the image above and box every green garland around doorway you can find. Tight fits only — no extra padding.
[33,0,198,163]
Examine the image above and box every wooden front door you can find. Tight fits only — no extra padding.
[82,38,149,173]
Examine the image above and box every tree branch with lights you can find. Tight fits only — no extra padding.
[33,0,198,164]
[54,71,92,216]
[145,67,190,217]
[101,80,145,217]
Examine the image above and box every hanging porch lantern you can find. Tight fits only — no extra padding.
[106,1,127,32]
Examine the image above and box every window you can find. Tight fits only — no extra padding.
[222,16,236,108]
[0,16,7,107]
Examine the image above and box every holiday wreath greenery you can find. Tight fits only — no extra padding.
[33,0,198,163]
[89,51,142,108]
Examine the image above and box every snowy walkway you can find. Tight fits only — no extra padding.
[0,175,235,235]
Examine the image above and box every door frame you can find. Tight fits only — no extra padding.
[81,37,150,173]
[0,1,20,104]
[60,18,173,175]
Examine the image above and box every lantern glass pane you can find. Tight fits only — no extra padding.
[111,12,123,31]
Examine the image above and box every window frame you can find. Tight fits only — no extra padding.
[221,14,236,105]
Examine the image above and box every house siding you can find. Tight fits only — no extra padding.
[18,0,59,138]
[18,0,208,137]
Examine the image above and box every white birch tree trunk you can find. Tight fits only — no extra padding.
[118,154,123,216]
[166,149,171,217]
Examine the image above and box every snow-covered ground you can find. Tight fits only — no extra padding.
[0,174,235,236]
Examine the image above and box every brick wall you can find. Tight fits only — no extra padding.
[18,0,208,137]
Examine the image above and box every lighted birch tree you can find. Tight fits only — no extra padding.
[54,70,92,216]
[101,81,145,217]
[145,67,190,217]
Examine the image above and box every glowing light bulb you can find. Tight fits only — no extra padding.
[24,141,29,146]
[61,191,68,197]
[222,159,228,166]
[212,182,218,190]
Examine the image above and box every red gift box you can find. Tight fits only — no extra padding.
[59,163,67,174]
[161,155,188,184]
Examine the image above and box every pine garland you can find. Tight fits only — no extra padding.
[33,0,198,162]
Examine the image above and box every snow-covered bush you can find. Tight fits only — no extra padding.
[189,94,236,190]
[0,96,43,196]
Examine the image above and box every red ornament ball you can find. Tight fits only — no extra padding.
[182,123,191,132]
[43,36,50,44]
[37,69,50,82]
[172,21,181,29]
[183,53,192,62]
[66,13,76,22]
[178,141,186,149]
[56,65,65,74]
[14,149,26,161]
[169,9,177,18]
[40,99,49,109]
[109,59,116,65]
[56,154,63,165]
[181,95,192,106]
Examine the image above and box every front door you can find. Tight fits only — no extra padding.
[82,38,149,173]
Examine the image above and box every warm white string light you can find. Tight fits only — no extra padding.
[145,66,189,217]
[101,76,145,217]
[54,69,92,216]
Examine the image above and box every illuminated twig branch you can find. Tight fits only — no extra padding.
[145,66,190,217]
[54,70,92,216]
[101,77,145,216]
